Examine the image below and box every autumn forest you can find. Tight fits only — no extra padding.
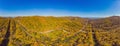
[0,16,120,46]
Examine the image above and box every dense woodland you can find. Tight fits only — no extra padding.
[0,16,120,46]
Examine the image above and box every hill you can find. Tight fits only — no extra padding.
[0,16,120,46]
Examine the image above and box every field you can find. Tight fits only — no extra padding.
[0,16,120,46]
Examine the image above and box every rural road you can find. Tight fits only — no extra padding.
[0,19,11,46]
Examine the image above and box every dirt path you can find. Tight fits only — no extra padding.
[0,19,11,46]
[91,24,100,46]
[92,32,100,46]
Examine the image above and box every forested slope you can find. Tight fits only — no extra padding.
[89,16,120,46]
[0,16,120,46]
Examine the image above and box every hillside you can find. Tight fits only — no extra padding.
[90,16,120,31]
[0,16,120,46]
[89,16,120,46]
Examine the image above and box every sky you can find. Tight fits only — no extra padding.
[0,0,120,17]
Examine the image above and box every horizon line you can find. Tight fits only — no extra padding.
[0,15,120,18]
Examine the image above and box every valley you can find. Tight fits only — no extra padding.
[0,16,120,46]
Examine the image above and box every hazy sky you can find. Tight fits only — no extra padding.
[0,0,120,17]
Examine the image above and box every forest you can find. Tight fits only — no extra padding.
[0,16,120,46]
